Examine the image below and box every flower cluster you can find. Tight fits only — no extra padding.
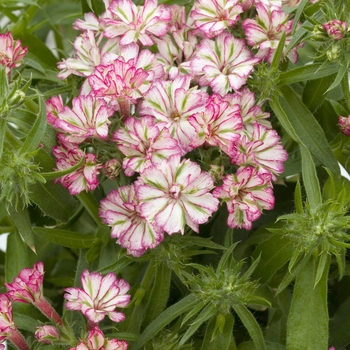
[0,263,130,349]
[47,0,293,255]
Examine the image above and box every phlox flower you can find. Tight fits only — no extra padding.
[35,325,60,344]
[190,0,243,38]
[64,270,130,323]
[229,123,288,179]
[57,31,120,79]
[53,140,102,195]
[70,326,128,350]
[73,12,104,33]
[0,32,27,73]
[338,115,350,136]
[140,75,208,153]
[103,0,171,46]
[0,294,16,342]
[242,3,298,63]
[88,58,149,109]
[188,94,242,152]
[190,32,260,96]
[213,166,274,229]
[323,20,347,40]
[47,94,114,143]
[99,184,164,256]
[226,87,271,131]
[5,262,44,304]
[255,0,282,8]
[136,155,219,235]
[113,116,182,176]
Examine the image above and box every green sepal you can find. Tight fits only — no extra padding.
[294,181,304,215]
[33,227,97,249]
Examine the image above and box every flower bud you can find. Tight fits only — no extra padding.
[326,43,341,61]
[103,158,121,180]
[323,20,347,40]
[338,115,350,136]
[35,325,60,344]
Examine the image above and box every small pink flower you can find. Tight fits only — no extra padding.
[64,270,130,323]
[35,325,60,344]
[338,115,350,136]
[0,294,29,350]
[230,123,288,179]
[99,184,164,256]
[53,141,102,195]
[323,20,347,40]
[140,75,208,153]
[103,0,171,46]
[47,94,114,143]
[190,32,259,95]
[5,262,44,303]
[113,116,182,176]
[70,326,128,350]
[0,32,27,73]
[213,166,274,229]
[242,3,298,63]
[190,0,243,38]
[136,155,219,235]
[188,94,242,152]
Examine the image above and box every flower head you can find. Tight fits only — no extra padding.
[99,184,164,256]
[113,116,182,176]
[190,0,243,38]
[0,32,27,73]
[213,166,274,229]
[5,262,44,303]
[0,294,16,342]
[136,155,219,234]
[70,326,128,350]
[190,32,259,95]
[338,115,350,136]
[103,0,171,46]
[64,270,130,323]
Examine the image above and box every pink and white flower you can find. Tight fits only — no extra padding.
[242,3,298,63]
[140,75,208,153]
[47,94,114,143]
[64,270,130,323]
[323,20,347,40]
[190,32,260,95]
[35,325,60,344]
[113,116,182,176]
[136,155,219,235]
[213,166,274,229]
[70,326,128,350]
[229,123,288,179]
[0,32,27,73]
[103,0,171,46]
[226,87,271,131]
[53,140,102,195]
[188,94,242,152]
[99,184,164,256]
[190,0,243,38]
[338,115,350,136]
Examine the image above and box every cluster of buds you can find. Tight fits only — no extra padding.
[0,262,130,349]
[46,0,295,256]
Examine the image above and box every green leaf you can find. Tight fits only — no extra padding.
[77,191,103,226]
[233,304,266,350]
[286,256,329,350]
[14,313,40,332]
[278,63,338,85]
[202,313,235,350]
[326,63,348,93]
[5,230,29,283]
[19,94,47,154]
[0,119,6,160]
[179,303,218,346]
[278,85,340,174]
[329,296,350,348]
[291,0,309,33]
[8,204,36,252]
[314,251,328,287]
[271,31,285,69]
[294,181,304,215]
[33,227,97,248]
[144,262,172,325]
[97,256,133,274]
[341,71,350,111]
[252,234,294,284]
[131,294,199,350]
[300,145,322,210]
[41,155,85,179]
[28,180,78,222]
